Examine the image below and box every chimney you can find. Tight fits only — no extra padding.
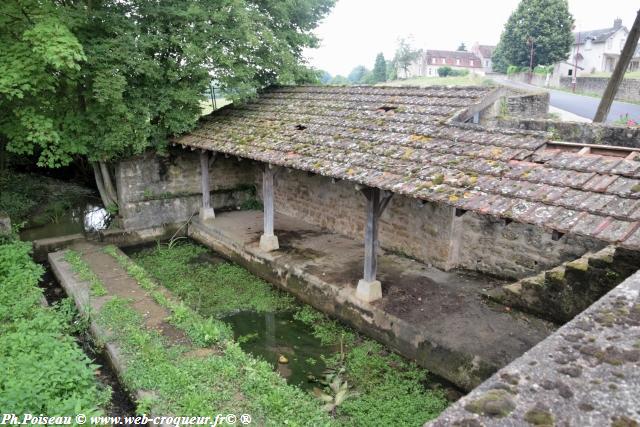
[614,18,622,29]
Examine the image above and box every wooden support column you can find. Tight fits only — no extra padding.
[356,186,393,302]
[199,150,215,220]
[259,165,279,252]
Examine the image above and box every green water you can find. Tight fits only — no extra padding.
[20,197,110,241]
[223,310,335,390]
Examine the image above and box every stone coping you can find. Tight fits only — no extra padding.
[426,269,640,426]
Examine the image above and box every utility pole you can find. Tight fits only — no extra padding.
[528,36,535,84]
[572,31,581,92]
[594,10,640,122]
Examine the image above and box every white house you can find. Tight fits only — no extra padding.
[398,49,485,79]
[558,18,640,77]
[471,43,496,73]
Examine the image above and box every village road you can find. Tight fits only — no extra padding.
[490,75,640,124]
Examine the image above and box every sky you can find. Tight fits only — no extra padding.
[305,0,639,77]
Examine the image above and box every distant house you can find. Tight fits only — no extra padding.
[471,43,496,73]
[558,18,640,77]
[399,49,485,78]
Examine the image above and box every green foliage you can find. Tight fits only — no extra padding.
[97,295,332,425]
[372,53,387,84]
[0,240,109,415]
[492,0,574,73]
[457,43,467,52]
[393,38,420,78]
[240,197,264,211]
[347,66,369,84]
[295,306,448,425]
[0,0,336,169]
[131,241,448,424]
[131,243,295,316]
[0,171,94,227]
[437,67,469,77]
[329,75,350,85]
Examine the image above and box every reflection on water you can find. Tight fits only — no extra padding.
[20,198,110,241]
[223,310,335,390]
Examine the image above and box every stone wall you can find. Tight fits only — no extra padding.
[117,150,601,279]
[455,213,604,279]
[116,150,259,229]
[269,170,456,269]
[494,117,640,148]
[270,169,600,279]
[503,92,549,119]
[559,76,640,103]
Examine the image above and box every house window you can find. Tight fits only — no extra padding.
[485,60,489,67]
[470,60,474,66]
[428,68,432,75]
[568,69,573,76]
[431,58,436,64]
[441,58,446,64]
[456,59,460,65]
[585,39,592,50]
[607,38,613,50]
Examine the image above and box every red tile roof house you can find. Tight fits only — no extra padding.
[112,85,640,394]
[398,49,485,78]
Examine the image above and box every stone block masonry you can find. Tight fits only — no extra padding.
[116,149,260,229]
[560,76,640,103]
[117,149,601,279]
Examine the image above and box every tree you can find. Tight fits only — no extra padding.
[372,53,387,83]
[319,70,333,84]
[492,0,574,73]
[393,38,420,78]
[0,0,335,208]
[347,65,369,84]
[457,42,467,51]
[330,75,350,85]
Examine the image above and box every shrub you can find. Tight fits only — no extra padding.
[0,240,109,414]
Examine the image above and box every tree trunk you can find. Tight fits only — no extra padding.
[92,162,117,209]
[99,161,118,203]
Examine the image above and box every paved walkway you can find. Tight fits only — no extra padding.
[190,210,555,390]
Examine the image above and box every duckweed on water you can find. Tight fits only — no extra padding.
[132,242,449,425]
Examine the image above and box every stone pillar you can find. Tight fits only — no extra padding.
[356,187,393,302]
[259,165,279,252]
[199,151,215,220]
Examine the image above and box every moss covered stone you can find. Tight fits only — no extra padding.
[464,389,515,418]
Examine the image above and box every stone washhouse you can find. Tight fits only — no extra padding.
[113,85,640,398]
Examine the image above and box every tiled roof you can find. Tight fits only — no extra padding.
[175,86,640,250]
[425,50,483,68]
[575,26,624,44]
[475,45,495,58]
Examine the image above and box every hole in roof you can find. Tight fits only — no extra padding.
[377,105,397,113]
[294,124,307,131]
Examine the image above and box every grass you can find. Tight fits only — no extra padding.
[131,242,449,425]
[0,240,109,415]
[585,71,640,79]
[0,171,95,229]
[96,245,331,425]
[200,98,231,116]
[382,74,494,87]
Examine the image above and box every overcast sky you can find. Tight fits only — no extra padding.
[305,0,639,76]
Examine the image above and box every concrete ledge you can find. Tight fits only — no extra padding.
[33,234,85,262]
[427,269,640,426]
[98,224,186,247]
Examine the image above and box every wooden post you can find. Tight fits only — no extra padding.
[259,165,279,251]
[199,151,215,220]
[356,187,393,302]
[363,188,379,282]
[594,10,640,122]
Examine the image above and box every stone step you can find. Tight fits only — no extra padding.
[484,245,640,324]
